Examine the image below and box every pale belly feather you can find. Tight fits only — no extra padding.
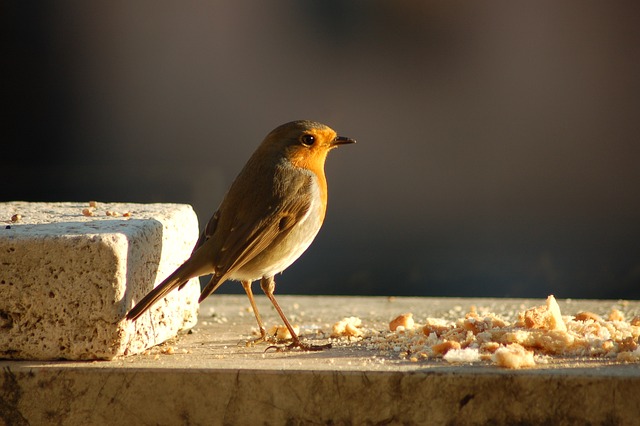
[229,178,324,282]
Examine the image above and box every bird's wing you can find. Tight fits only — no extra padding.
[191,210,219,255]
[197,173,315,300]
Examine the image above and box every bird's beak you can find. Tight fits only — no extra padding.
[333,135,356,146]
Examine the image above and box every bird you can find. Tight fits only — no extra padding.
[126,120,355,350]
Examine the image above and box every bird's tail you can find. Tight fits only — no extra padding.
[126,258,210,321]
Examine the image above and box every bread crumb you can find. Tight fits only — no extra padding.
[268,324,299,341]
[389,313,414,331]
[492,344,535,369]
[443,347,481,364]
[422,318,452,336]
[461,312,508,334]
[480,341,501,353]
[617,347,640,362]
[518,295,566,332]
[432,340,461,356]
[332,317,363,337]
[82,208,94,217]
[10,214,21,222]
[618,336,638,352]
[574,311,602,322]
[609,309,625,322]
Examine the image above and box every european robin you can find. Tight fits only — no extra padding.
[126,120,355,350]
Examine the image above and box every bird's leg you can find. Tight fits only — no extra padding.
[241,280,271,344]
[260,276,331,351]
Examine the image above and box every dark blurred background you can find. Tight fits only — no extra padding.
[3,2,640,299]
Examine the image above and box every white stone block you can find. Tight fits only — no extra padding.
[0,201,200,360]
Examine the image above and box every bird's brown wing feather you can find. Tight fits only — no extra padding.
[197,173,314,301]
[191,211,219,255]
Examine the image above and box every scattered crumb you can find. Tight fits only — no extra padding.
[480,341,501,353]
[574,311,602,322]
[123,212,132,217]
[332,317,363,338]
[268,324,299,341]
[161,346,175,355]
[443,347,481,364]
[89,201,98,208]
[10,214,21,222]
[492,344,535,369]
[422,318,452,336]
[617,347,640,362]
[609,308,625,322]
[517,295,566,332]
[432,340,461,356]
[105,210,119,217]
[389,313,414,331]
[81,208,94,217]
[360,294,640,369]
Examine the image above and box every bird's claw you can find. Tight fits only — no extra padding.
[241,331,278,347]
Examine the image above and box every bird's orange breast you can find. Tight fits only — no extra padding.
[288,150,329,216]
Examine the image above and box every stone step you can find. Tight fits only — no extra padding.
[2,295,640,424]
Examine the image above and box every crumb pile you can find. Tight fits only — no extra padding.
[331,295,640,369]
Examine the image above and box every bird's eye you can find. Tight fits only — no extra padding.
[300,134,315,147]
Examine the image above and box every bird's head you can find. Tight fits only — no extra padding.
[262,120,355,171]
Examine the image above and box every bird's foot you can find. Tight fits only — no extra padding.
[242,336,276,347]
[242,329,278,347]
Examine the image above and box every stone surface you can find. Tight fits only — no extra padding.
[1,295,640,424]
[0,201,200,360]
